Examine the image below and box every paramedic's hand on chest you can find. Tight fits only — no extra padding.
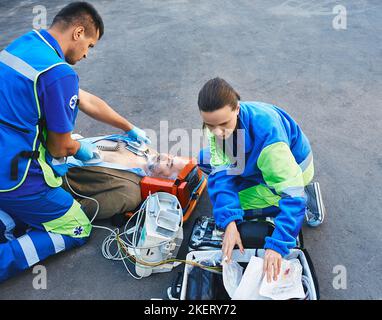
[223,221,282,283]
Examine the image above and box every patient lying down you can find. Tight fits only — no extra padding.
[98,140,189,180]
[63,139,194,221]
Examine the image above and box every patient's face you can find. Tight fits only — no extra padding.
[146,153,189,179]
[96,139,191,179]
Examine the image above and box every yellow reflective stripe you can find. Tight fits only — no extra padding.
[42,200,92,238]
[33,63,68,188]
[0,62,68,192]
[37,139,62,188]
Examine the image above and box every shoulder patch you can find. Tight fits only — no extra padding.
[69,94,78,110]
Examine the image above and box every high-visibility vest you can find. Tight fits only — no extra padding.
[0,30,75,192]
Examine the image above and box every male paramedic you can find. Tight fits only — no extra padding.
[0,2,150,282]
[197,78,326,283]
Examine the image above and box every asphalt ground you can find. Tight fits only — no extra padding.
[0,0,381,300]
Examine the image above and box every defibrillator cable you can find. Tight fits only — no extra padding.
[64,174,100,224]
[64,172,219,279]
[64,174,143,278]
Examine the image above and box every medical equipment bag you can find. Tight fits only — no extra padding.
[168,218,319,300]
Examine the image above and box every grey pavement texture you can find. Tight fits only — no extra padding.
[0,0,381,300]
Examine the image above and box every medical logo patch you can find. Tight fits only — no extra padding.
[73,226,83,236]
[69,94,78,110]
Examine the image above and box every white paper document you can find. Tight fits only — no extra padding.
[223,256,305,300]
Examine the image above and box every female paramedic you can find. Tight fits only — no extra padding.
[197,78,325,283]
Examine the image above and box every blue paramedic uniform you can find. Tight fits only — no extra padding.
[198,101,314,257]
[0,30,91,282]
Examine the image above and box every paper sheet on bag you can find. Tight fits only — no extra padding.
[259,259,305,300]
[225,255,305,300]
[222,260,243,298]
[232,256,268,300]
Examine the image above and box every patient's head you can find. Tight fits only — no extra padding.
[146,153,190,179]
[95,139,193,179]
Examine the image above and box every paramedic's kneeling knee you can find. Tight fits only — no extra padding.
[64,223,92,248]
[44,200,93,246]
[65,217,93,248]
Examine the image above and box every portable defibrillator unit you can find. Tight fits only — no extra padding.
[132,192,184,277]
[127,162,207,278]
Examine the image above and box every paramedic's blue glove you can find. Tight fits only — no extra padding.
[125,126,151,144]
[74,141,96,161]
[45,152,69,177]
[50,162,69,177]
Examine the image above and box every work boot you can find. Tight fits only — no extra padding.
[0,209,16,243]
[304,182,326,227]
[0,209,30,242]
